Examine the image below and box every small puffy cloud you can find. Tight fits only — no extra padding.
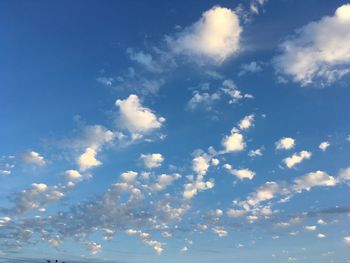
[276,137,295,150]
[120,171,138,182]
[319,141,330,151]
[192,156,210,176]
[273,4,350,86]
[222,132,245,152]
[65,169,83,183]
[140,153,164,169]
[304,225,317,231]
[238,114,254,130]
[187,91,220,111]
[168,6,242,63]
[22,151,46,166]
[293,171,336,192]
[317,233,326,238]
[116,94,165,135]
[224,164,255,180]
[248,148,263,157]
[78,147,101,171]
[211,158,220,166]
[283,150,312,168]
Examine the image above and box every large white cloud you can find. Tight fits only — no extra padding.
[168,6,242,63]
[274,4,350,86]
[116,94,165,135]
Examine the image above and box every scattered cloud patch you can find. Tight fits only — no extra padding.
[276,137,295,150]
[283,151,312,168]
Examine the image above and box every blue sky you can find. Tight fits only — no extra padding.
[1,0,350,262]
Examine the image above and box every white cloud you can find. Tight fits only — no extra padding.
[22,151,46,166]
[293,171,336,192]
[116,94,165,136]
[187,91,220,111]
[168,6,242,63]
[276,137,295,150]
[78,147,101,171]
[211,158,220,166]
[212,226,228,237]
[222,132,245,152]
[248,148,263,157]
[120,171,138,182]
[283,150,312,168]
[65,170,83,183]
[304,225,317,231]
[317,233,326,238]
[151,173,181,191]
[140,153,164,169]
[319,141,330,151]
[224,164,255,180]
[192,156,210,176]
[227,209,246,218]
[221,79,254,104]
[274,4,350,86]
[238,114,255,130]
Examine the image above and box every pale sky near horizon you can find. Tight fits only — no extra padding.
[1,0,350,262]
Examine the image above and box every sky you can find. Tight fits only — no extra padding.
[1,0,350,262]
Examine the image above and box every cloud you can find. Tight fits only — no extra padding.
[126,48,162,73]
[192,155,210,176]
[319,141,330,151]
[120,171,138,182]
[224,164,256,180]
[140,153,164,169]
[283,150,312,168]
[221,79,254,104]
[78,147,102,171]
[276,137,295,150]
[116,94,165,136]
[168,6,242,63]
[273,4,350,86]
[151,173,181,191]
[293,171,336,192]
[238,114,255,130]
[187,91,221,111]
[22,151,46,166]
[248,148,263,157]
[222,132,245,152]
[212,226,228,237]
[238,61,263,76]
[304,225,317,231]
